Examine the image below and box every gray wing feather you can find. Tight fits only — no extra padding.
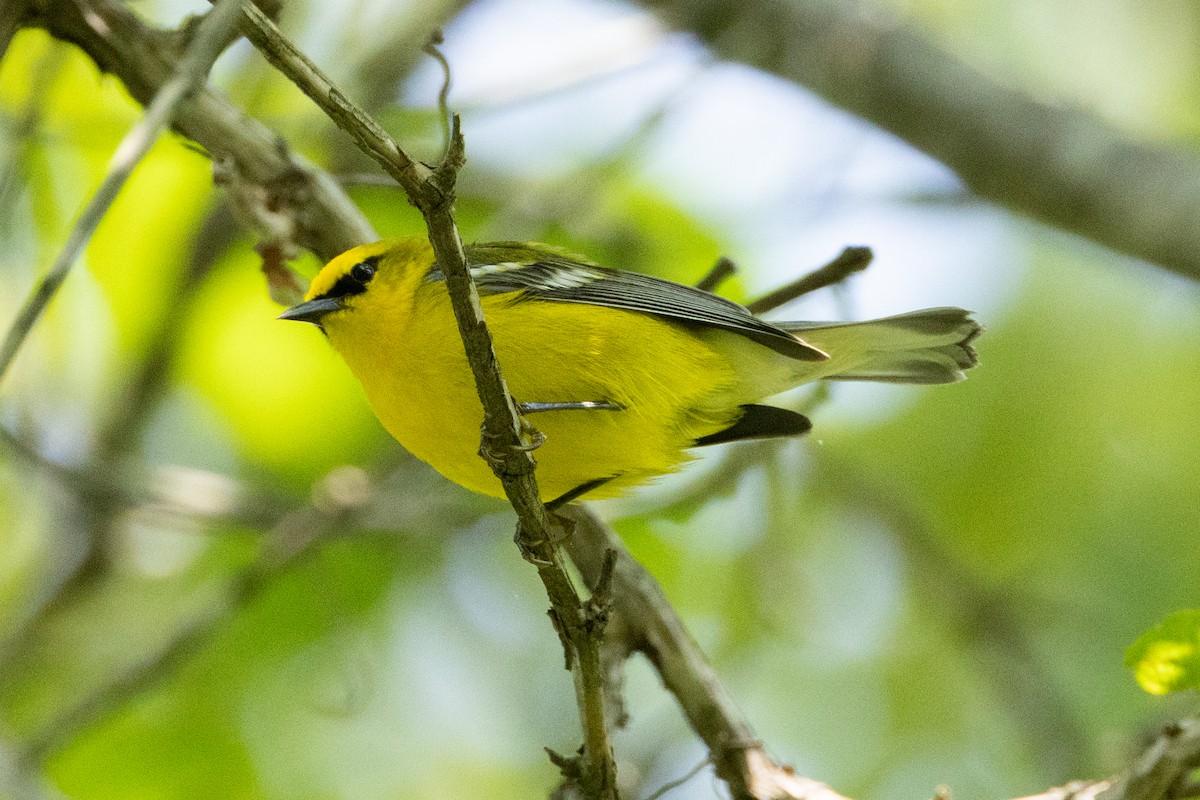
[441,246,827,362]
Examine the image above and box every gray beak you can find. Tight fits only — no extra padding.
[278,297,342,327]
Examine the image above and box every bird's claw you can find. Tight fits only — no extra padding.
[478,418,545,469]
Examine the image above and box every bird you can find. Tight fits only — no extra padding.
[280,238,979,506]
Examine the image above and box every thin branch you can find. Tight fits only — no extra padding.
[348,0,475,114]
[641,755,711,800]
[0,0,244,388]
[1018,781,1115,800]
[694,256,737,293]
[33,0,375,261]
[1012,720,1200,800]
[423,29,453,161]
[234,3,434,200]
[236,8,619,797]
[746,246,872,314]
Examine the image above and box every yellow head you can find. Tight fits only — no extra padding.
[279,238,434,337]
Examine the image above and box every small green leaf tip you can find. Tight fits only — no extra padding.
[1125,610,1200,695]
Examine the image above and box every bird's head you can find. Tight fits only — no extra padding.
[279,238,433,334]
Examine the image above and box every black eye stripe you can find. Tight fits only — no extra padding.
[316,255,379,302]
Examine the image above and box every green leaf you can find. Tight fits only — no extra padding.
[1125,610,1200,695]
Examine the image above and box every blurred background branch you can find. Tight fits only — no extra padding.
[646,0,1200,283]
[0,0,244,386]
[30,0,375,260]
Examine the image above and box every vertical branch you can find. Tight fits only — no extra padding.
[235,7,619,797]
[0,0,245,388]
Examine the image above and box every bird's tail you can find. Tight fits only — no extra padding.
[779,307,981,384]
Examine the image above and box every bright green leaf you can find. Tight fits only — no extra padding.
[1125,610,1200,695]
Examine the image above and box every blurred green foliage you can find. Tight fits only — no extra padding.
[1,2,1199,800]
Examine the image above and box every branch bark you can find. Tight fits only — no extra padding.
[644,0,1200,284]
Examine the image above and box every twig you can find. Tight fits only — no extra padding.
[1017,781,1114,800]
[423,29,453,161]
[745,246,872,314]
[641,755,711,800]
[235,3,434,199]
[694,256,737,292]
[0,0,244,388]
[1013,722,1200,800]
[347,0,475,113]
[237,8,619,797]
[1101,720,1200,800]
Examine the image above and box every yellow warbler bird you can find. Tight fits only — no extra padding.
[281,239,979,506]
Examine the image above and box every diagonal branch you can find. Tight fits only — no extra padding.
[31,0,375,261]
[0,0,244,388]
[746,246,872,315]
[645,0,1200,284]
[561,505,850,800]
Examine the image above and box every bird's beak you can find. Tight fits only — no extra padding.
[278,297,342,327]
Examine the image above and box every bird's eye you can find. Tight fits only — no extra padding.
[350,260,377,284]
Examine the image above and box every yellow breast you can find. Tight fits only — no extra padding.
[325,280,739,501]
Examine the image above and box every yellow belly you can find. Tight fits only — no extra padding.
[328,288,740,501]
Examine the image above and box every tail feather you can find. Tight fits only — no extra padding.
[778,307,981,385]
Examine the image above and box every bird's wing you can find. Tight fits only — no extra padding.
[426,244,827,362]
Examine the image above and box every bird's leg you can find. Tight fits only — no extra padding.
[547,477,614,511]
[478,416,545,471]
[479,401,620,470]
[517,401,624,414]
